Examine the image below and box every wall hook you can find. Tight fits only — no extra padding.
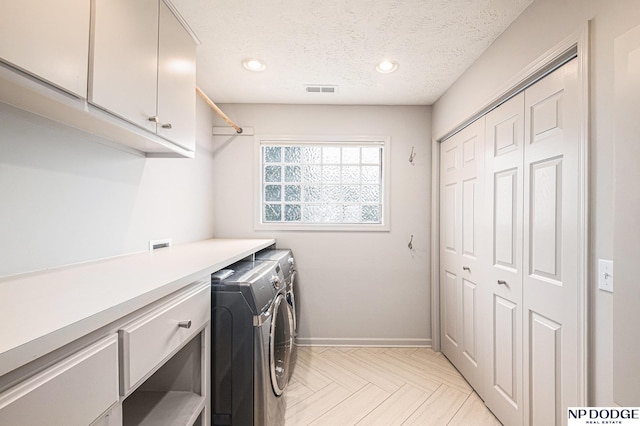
[408,235,414,250]
[409,146,416,165]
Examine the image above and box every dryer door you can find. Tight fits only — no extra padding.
[269,293,294,396]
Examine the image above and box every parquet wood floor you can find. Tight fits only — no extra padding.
[284,346,502,426]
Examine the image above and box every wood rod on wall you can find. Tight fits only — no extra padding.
[195,86,243,134]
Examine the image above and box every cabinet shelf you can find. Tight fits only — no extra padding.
[123,390,205,426]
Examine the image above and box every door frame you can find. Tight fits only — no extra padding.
[431,22,590,406]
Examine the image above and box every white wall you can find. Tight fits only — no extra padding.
[612,24,640,405]
[211,104,432,346]
[0,97,216,277]
[432,0,640,406]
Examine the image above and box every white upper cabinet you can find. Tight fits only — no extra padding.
[90,0,196,151]
[157,1,196,151]
[0,0,90,98]
[90,0,160,133]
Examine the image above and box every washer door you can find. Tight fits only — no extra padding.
[269,293,294,396]
[286,271,298,335]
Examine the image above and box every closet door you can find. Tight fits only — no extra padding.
[523,59,580,426]
[439,118,485,393]
[484,92,525,426]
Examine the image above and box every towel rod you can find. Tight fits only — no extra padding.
[196,86,243,134]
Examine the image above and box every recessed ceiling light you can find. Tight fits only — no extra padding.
[242,58,266,72]
[376,60,398,73]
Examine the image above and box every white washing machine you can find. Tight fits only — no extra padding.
[210,260,293,426]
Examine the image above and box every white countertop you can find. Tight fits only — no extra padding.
[0,238,274,377]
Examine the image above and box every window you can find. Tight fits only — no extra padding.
[256,136,390,231]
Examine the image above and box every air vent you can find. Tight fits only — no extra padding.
[149,238,172,251]
[305,85,338,94]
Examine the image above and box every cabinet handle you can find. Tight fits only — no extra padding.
[161,123,173,129]
[463,266,471,272]
[497,280,507,286]
[148,116,159,123]
[178,320,192,329]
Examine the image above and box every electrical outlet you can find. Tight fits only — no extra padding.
[598,259,614,293]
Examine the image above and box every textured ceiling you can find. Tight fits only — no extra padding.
[172,0,533,105]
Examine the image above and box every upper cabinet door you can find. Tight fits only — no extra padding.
[90,0,159,133]
[0,0,90,98]
[157,1,196,151]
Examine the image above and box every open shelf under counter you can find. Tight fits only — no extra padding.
[123,391,205,426]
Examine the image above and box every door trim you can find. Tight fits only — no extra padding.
[431,22,589,406]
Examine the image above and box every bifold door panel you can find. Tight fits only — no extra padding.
[440,59,581,426]
[484,92,525,426]
[439,118,485,394]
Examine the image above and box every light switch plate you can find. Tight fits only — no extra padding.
[598,259,614,293]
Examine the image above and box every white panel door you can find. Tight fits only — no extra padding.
[440,136,461,363]
[484,92,525,426]
[523,59,580,426]
[440,118,485,393]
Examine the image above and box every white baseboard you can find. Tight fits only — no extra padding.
[295,337,432,348]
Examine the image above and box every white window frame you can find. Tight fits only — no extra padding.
[254,134,391,232]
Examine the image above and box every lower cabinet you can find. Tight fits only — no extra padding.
[0,279,210,426]
[0,335,119,426]
[118,281,210,426]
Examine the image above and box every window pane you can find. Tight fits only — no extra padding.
[324,204,343,222]
[260,141,385,227]
[303,147,321,163]
[264,204,282,221]
[285,185,301,201]
[303,165,321,183]
[362,185,380,203]
[322,147,340,164]
[322,165,340,183]
[284,204,301,221]
[303,204,323,222]
[284,146,301,163]
[342,147,360,164]
[303,185,321,202]
[343,205,361,223]
[265,185,282,201]
[322,185,343,203]
[343,185,360,202]
[341,166,360,184]
[361,166,380,183]
[264,146,282,163]
[265,165,282,182]
[285,165,301,182]
[361,147,381,164]
[362,205,380,222]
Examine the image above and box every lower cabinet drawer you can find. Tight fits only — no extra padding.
[119,281,210,394]
[0,334,119,426]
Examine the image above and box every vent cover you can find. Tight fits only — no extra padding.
[305,85,338,94]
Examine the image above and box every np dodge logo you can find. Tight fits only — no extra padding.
[568,408,640,425]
